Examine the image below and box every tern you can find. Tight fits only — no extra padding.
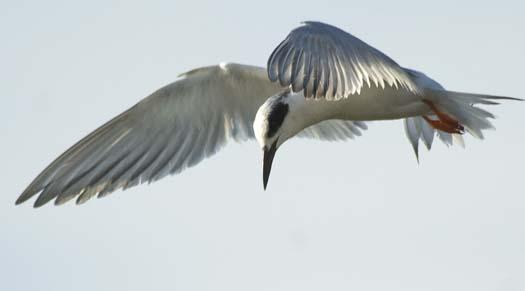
[17,21,519,207]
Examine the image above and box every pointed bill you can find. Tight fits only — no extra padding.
[262,142,278,190]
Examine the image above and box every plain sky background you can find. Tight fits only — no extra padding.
[1,1,524,290]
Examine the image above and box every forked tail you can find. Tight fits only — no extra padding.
[404,89,521,160]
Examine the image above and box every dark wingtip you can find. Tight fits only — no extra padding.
[32,193,54,208]
[14,194,47,208]
[33,200,45,208]
[15,191,33,206]
[14,197,25,206]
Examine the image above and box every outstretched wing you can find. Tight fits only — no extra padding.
[17,63,367,207]
[268,21,420,100]
[17,63,277,207]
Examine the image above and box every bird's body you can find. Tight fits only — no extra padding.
[16,22,520,207]
[283,81,428,122]
[253,81,429,154]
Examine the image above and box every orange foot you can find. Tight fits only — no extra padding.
[422,100,464,134]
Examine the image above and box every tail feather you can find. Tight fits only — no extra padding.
[405,117,431,161]
[404,89,521,159]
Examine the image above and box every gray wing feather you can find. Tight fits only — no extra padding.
[18,64,278,207]
[268,21,420,100]
[297,120,367,141]
[17,63,368,207]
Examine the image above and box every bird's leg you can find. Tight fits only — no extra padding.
[422,100,464,134]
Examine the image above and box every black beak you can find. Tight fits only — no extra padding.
[262,141,278,190]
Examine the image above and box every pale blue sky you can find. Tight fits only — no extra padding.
[1,1,524,290]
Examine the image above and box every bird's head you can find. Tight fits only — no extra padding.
[253,90,305,190]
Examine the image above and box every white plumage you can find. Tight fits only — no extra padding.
[17,21,519,207]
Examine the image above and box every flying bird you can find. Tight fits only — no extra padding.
[16,21,519,207]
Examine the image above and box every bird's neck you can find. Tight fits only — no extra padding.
[280,93,334,141]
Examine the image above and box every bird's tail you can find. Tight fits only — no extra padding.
[404,89,521,160]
